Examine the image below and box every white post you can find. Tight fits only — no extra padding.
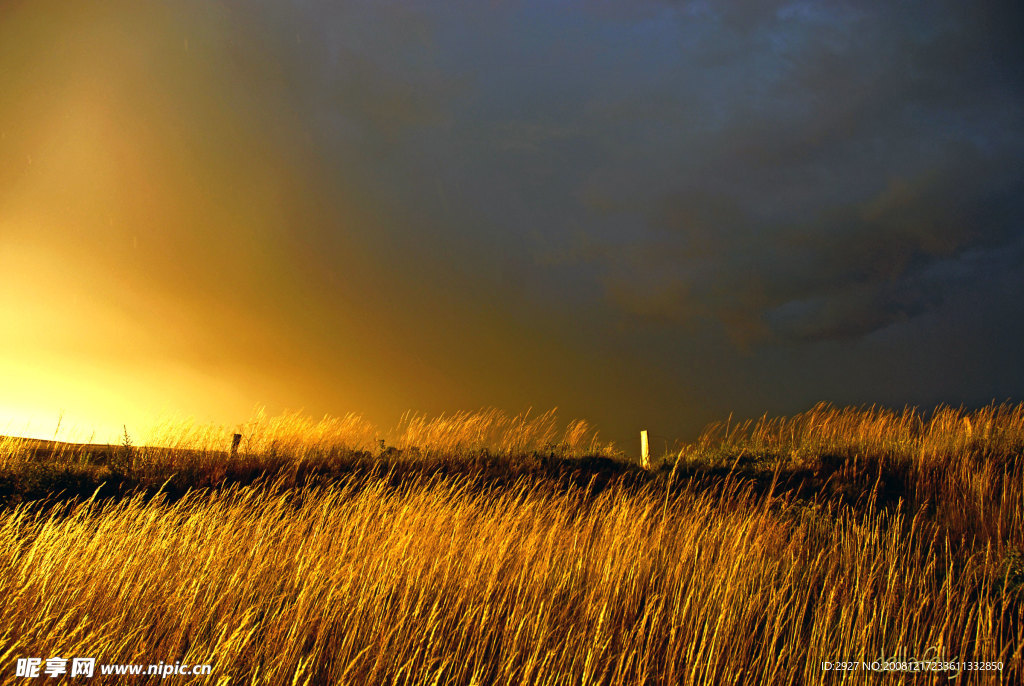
[640,429,650,469]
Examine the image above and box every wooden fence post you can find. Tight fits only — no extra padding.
[640,429,650,470]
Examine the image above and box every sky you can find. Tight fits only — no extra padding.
[2,0,1023,451]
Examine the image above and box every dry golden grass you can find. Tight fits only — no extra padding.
[0,408,619,500]
[681,402,1024,548]
[141,407,618,460]
[688,401,1024,465]
[0,404,1021,684]
[391,408,616,458]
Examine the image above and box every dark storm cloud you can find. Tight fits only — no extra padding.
[238,0,1023,345]
[565,0,1024,342]
[6,0,1020,447]
[217,0,1023,436]
[618,146,1024,342]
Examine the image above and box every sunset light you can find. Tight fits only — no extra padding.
[3,1,1022,448]
[2,1,1022,682]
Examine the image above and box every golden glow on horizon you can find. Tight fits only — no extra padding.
[0,0,458,448]
[0,1,645,450]
[0,241,249,443]
[0,2,319,442]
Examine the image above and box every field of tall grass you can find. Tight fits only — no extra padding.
[1,403,1021,684]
